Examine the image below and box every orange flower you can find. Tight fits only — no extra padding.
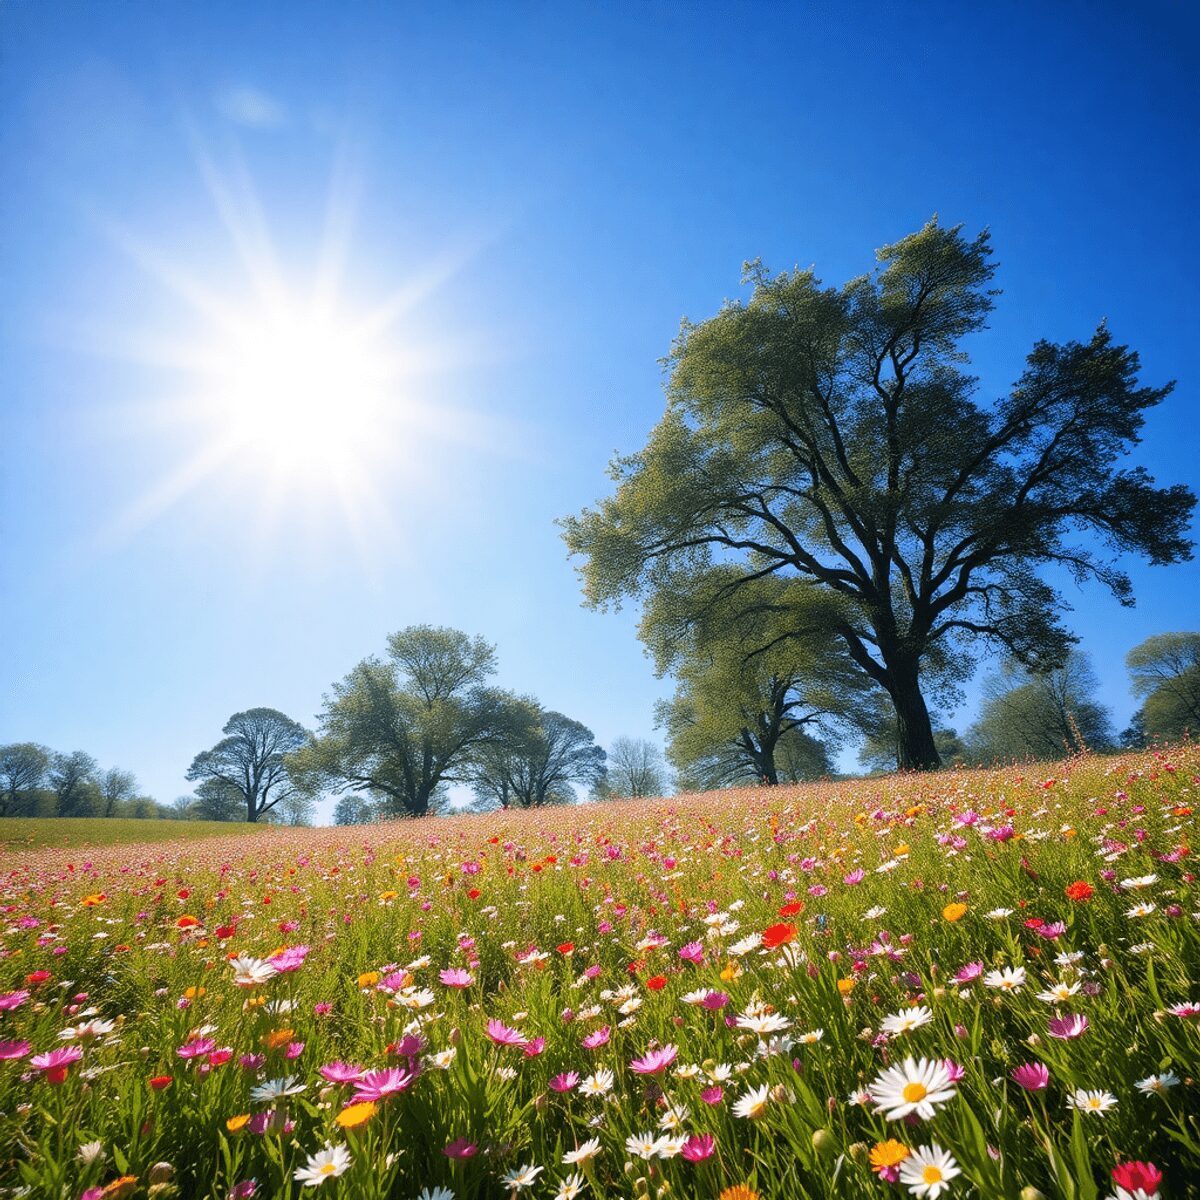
[645,975,667,991]
[102,1177,139,1200]
[176,915,201,928]
[335,1100,377,1129]
[226,1114,250,1132]
[356,972,380,989]
[81,893,106,906]
[778,901,805,917]
[761,922,797,949]
[183,986,206,1000]
[869,1139,910,1173]
[942,903,967,922]
[261,1028,294,1050]
[837,978,856,996]
[718,1187,761,1200]
[1065,881,1094,902]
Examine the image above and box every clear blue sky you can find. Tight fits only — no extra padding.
[2,1,1198,820]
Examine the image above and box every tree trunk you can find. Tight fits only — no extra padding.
[891,667,941,770]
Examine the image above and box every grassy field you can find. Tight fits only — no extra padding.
[0,747,1196,1200]
[0,816,266,852]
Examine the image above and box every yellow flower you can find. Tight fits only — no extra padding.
[942,903,968,922]
[894,843,910,857]
[356,971,380,989]
[261,1028,295,1050]
[81,893,106,906]
[837,978,857,996]
[718,1188,760,1200]
[379,890,398,902]
[719,962,743,983]
[869,1139,910,1172]
[226,1114,250,1133]
[183,986,206,1000]
[335,1101,377,1129]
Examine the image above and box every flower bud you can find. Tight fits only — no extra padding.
[1020,1188,1047,1200]
[812,1129,837,1158]
[848,1142,870,1166]
[149,1163,174,1184]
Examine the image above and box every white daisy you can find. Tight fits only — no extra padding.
[250,1076,307,1103]
[983,966,1026,993]
[562,1138,601,1165]
[553,1174,585,1200]
[898,1142,961,1199]
[1035,982,1081,1004]
[625,1132,660,1160]
[732,1082,771,1120]
[881,1006,934,1035]
[869,1057,957,1121]
[1067,1088,1118,1116]
[1135,1072,1179,1096]
[735,1012,791,1035]
[294,1143,352,1187]
[579,1069,614,1097]
[229,955,278,987]
[502,1164,543,1191]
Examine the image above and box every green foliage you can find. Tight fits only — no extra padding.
[0,743,50,817]
[0,817,264,850]
[1126,632,1200,741]
[965,651,1115,762]
[563,219,1194,770]
[290,626,517,818]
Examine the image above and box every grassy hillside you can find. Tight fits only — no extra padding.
[0,816,266,851]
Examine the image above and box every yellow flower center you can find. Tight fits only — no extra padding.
[319,1164,336,1176]
[902,1082,928,1103]
[923,1166,943,1184]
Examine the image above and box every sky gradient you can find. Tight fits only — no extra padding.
[2,1,1198,820]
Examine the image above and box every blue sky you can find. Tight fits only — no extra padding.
[2,1,1197,820]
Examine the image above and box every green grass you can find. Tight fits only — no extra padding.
[0,816,265,851]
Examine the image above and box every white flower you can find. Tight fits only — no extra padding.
[580,1069,614,1096]
[77,1141,106,1165]
[625,1132,660,1160]
[898,1142,961,1199]
[428,1048,457,1069]
[1136,1071,1179,1096]
[562,1138,601,1165]
[986,908,1014,920]
[658,1104,689,1131]
[654,1135,685,1158]
[1035,981,1081,1004]
[1068,1088,1118,1116]
[1120,874,1158,890]
[797,1029,824,1044]
[554,1174,585,1200]
[983,966,1026,993]
[732,1082,771,1120]
[1126,903,1156,918]
[59,1019,116,1041]
[728,934,763,957]
[706,1062,733,1082]
[1055,950,1085,967]
[415,1189,455,1200]
[863,906,888,920]
[881,1006,934,1036]
[230,955,278,987]
[250,1076,306,1103]
[503,1164,543,1191]
[869,1057,957,1121]
[294,1143,352,1187]
[736,1012,791,1035]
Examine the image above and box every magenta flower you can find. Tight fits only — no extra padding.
[681,1133,716,1162]
[550,1071,580,1092]
[319,1061,365,1084]
[843,869,865,885]
[30,1045,82,1084]
[284,1042,305,1059]
[582,1026,611,1050]
[443,1137,478,1158]
[0,1040,31,1060]
[1168,1002,1200,1018]
[522,1037,546,1058]
[0,991,30,1012]
[941,1059,966,1083]
[177,1038,216,1060]
[439,968,474,988]
[267,945,311,972]
[485,1018,525,1047]
[239,1054,266,1071]
[1048,1014,1088,1040]
[678,941,705,964]
[630,1044,677,1075]
[701,991,729,1010]
[700,1085,724,1105]
[954,962,984,983]
[1010,1062,1050,1091]
[352,1067,414,1102]
[313,1002,333,1016]
[1035,922,1066,940]
[229,1182,258,1199]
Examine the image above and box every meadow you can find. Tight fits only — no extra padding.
[0,747,1196,1200]
[0,820,266,853]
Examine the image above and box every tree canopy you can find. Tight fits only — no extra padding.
[562,219,1194,769]
[1126,632,1200,741]
[186,708,309,823]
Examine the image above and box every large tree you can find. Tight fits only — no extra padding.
[0,743,50,817]
[98,767,139,818]
[288,626,516,818]
[964,650,1114,762]
[186,708,309,823]
[50,751,99,817]
[562,220,1194,769]
[1126,632,1200,741]
[471,701,606,810]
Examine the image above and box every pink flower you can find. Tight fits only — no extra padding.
[177,1038,217,1059]
[681,1133,716,1162]
[1035,921,1066,940]
[582,1026,611,1050]
[700,991,729,1010]
[630,1044,677,1075]
[239,1054,266,1071]
[229,1183,257,1199]
[550,1071,579,1092]
[208,1048,234,1066]
[941,1059,966,1083]
[1111,1162,1162,1197]
[700,1085,724,1105]
[485,1019,525,1047]
[1010,1063,1050,1091]
[522,1037,546,1058]
[319,1062,365,1084]
[267,945,310,972]
[443,1137,478,1159]
[1047,1014,1088,1040]
[843,869,865,885]
[954,962,983,983]
[30,1045,82,1084]
[284,1042,305,1059]
[0,991,30,1012]
[351,1067,414,1102]
[313,1003,333,1016]
[1167,1002,1200,1019]
[439,968,474,988]
[678,941,705,964]
[0,1040,31,1060]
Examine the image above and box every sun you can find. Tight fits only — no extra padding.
[209,299,388,480]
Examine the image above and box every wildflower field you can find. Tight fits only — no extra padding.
[1,748,1197,1200]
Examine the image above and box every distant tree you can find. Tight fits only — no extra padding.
[275,790,316,826]
[563,220,1194,770]
[0,743,50,817]
[97,767,138,818]
[51,751,100,817]
[604,737,669,798]
[170,795,197,820]
[333,795,375,826]
[471,702,606,810]
[126,796,165,820]
[186,708,309,823]
[965,650,1114,762]
[189,778,245,822]
[776,727,836,781]
[289,626,516,818]
[1126,632,1200,741]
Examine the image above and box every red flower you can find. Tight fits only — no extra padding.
[646,975,668,991]
[761,923,798,950]
[149,1075,173,1091]
[778,902,805,917]
[1111,1162,1162,1195]
[467,888,481,900]
[216,925,236,939]
[177,889,190,900]
[1065,881,1094,902]
[556,943,575,955]
[25,971,51,985]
